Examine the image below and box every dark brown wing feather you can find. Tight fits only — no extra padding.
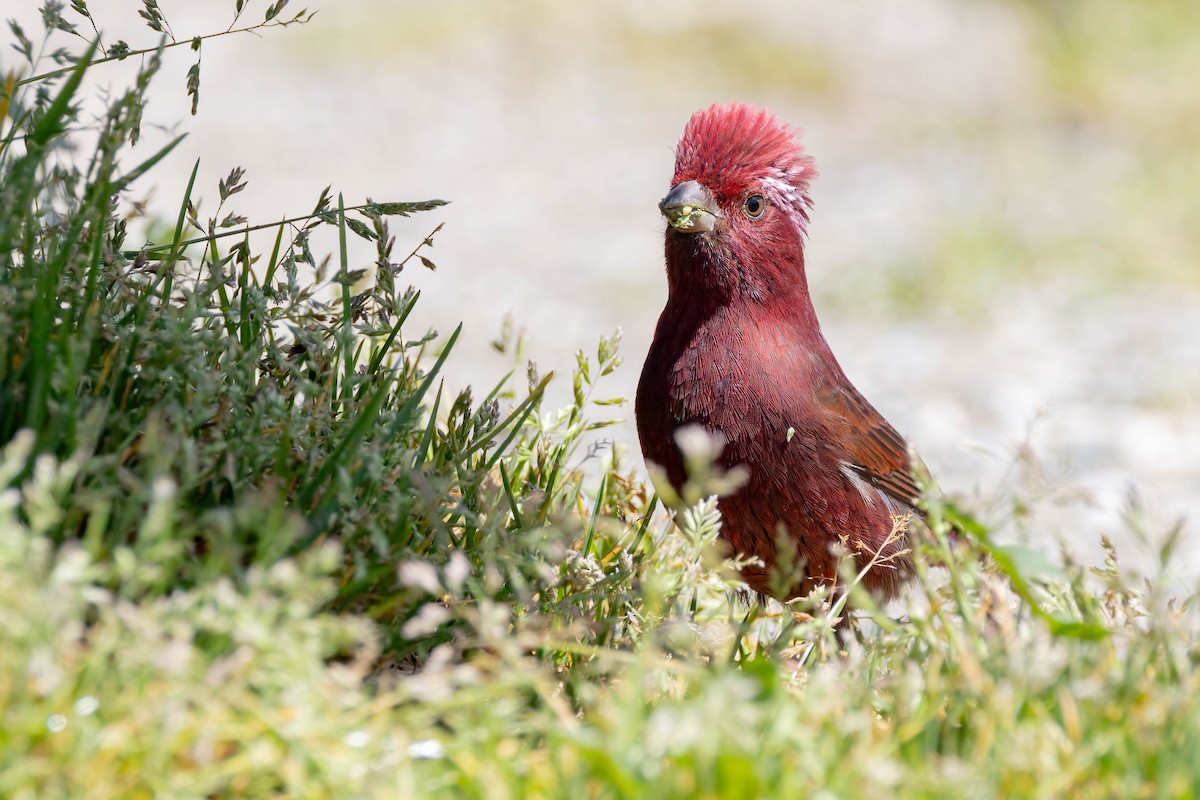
[818,383,922,510]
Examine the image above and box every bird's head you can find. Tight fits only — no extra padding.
[660,103,818,301]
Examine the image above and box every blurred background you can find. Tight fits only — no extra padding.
[9,0,1200,575]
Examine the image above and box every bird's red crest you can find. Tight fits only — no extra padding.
[672,103,817,212]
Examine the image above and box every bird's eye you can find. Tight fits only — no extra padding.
[743,194,766,219]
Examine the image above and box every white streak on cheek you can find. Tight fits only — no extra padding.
[761,176,796,201]
[760,177,809,233]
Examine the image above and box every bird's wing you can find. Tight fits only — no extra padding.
[817,383,922,511]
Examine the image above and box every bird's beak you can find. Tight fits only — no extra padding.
[660,180,719,233]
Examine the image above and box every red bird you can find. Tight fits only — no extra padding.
[636,103,920,603]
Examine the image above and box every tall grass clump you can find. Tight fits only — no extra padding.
[2,4,1200,798]
[0,3,649,654]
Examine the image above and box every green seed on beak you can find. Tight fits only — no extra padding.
[660,180,720,234]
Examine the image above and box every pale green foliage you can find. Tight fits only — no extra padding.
[6,436,1200,798]
[0,436,398,798]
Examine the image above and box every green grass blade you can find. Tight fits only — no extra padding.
[110,134,185,194]
[161,157,200,300]
[499,461,524,529]
[627,494,658,557]
[27,41,97,148]
[337,193,353,403]
[297,371,396,510]
[261,217,286,288]
[582,465,610,557]
[412,380,443,470]
[390,323,461,436]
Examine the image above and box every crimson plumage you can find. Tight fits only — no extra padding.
[636,103,919,601]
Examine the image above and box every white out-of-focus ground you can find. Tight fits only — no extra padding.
[7,0,1199,581]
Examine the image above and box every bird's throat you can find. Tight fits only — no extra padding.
[663,231,821,334]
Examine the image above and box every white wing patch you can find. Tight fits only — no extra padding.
[840,461,903,516]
